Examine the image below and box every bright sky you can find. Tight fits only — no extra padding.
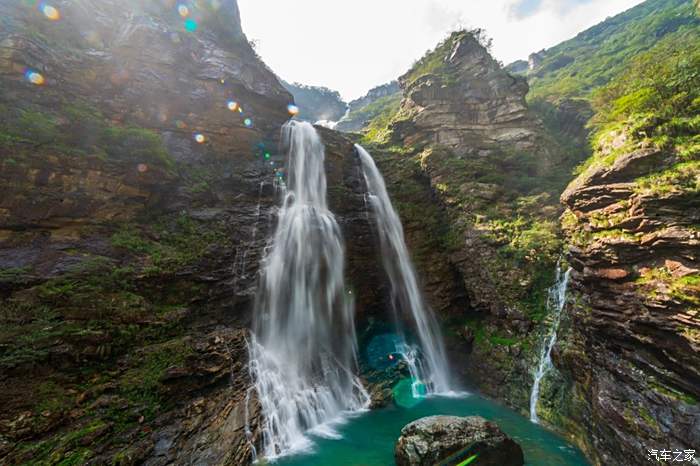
[238,0,644,101]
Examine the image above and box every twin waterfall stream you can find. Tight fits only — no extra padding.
[356,145,451,395]
[246,121,572,461]
[247,122,450,460]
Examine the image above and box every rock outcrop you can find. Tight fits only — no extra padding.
[393,32,539,153]
[549,129,700,465]
[394,415,524,466]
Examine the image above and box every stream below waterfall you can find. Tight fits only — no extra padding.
[276,390,590,466]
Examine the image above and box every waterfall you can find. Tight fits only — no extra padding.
[248,121,369,459]
[356,144,451,395]
[529,264,572,423]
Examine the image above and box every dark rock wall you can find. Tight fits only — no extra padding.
[0,1,383,464]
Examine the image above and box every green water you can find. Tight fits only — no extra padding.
[276,391,590,466]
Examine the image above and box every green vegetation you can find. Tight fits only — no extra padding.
[0,215,216,463]
[589,28,700,157]
[526,0,699,186]
[110,213,229,275]
[0,266,32,285]
[636,268,700,306]
[649,378,698,405]
[0,213,222,371]
[0,100,173,168]
[635,161,700,196]
[526,0,699,102]
[117,339,193,417]
[461,318,522,348]
[404,29,492,87]
[346,93,402,140]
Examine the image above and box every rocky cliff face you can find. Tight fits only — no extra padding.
[0,1,381,464]
[362,30,571,409]
[545,129,700,465]
[393,32,539,153]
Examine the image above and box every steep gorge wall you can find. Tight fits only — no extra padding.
[549,119,700,466]
[0,1,383,463]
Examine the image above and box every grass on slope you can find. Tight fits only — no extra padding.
[528,0,699,102]
[577,27,700,175]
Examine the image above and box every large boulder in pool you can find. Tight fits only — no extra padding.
[394,415,524,466]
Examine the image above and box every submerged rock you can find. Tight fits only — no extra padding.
[394,415,524,466]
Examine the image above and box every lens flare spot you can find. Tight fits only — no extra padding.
[40,3,60,20]
[244,118,252,127]
[392,378,423,409]
[24,70,45,85]
[227,101,239,112]
[184,18,197,32]
[177,4,189,17]
[194,133,205,143]
[287,104,300,116]
[137,163,149,173]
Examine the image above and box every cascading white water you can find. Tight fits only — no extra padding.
[356,144,451,394]
[529,264,572,423]
[248,121,370,459]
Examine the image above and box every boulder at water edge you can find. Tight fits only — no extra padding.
[394,415,524,466]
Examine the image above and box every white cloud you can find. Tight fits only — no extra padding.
[237,0,644,100]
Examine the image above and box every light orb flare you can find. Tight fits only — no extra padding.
[24,70,45,85]
[41,4,60,21]
[287,104,300,116]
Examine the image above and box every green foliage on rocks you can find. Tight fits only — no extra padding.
[636,268,700,307]
[0,100,174,168]
[635,161,700,196]
[351,93,402,141]
[568,25,700,203]
[404,29,492,87]
[110,213,230,275]
[117,339,193,417]
[590,28,700,157]
[0,213,221,372]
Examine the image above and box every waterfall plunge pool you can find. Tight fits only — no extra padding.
[275,388,590,466]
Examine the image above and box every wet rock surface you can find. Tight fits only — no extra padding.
[394,415,524,466]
